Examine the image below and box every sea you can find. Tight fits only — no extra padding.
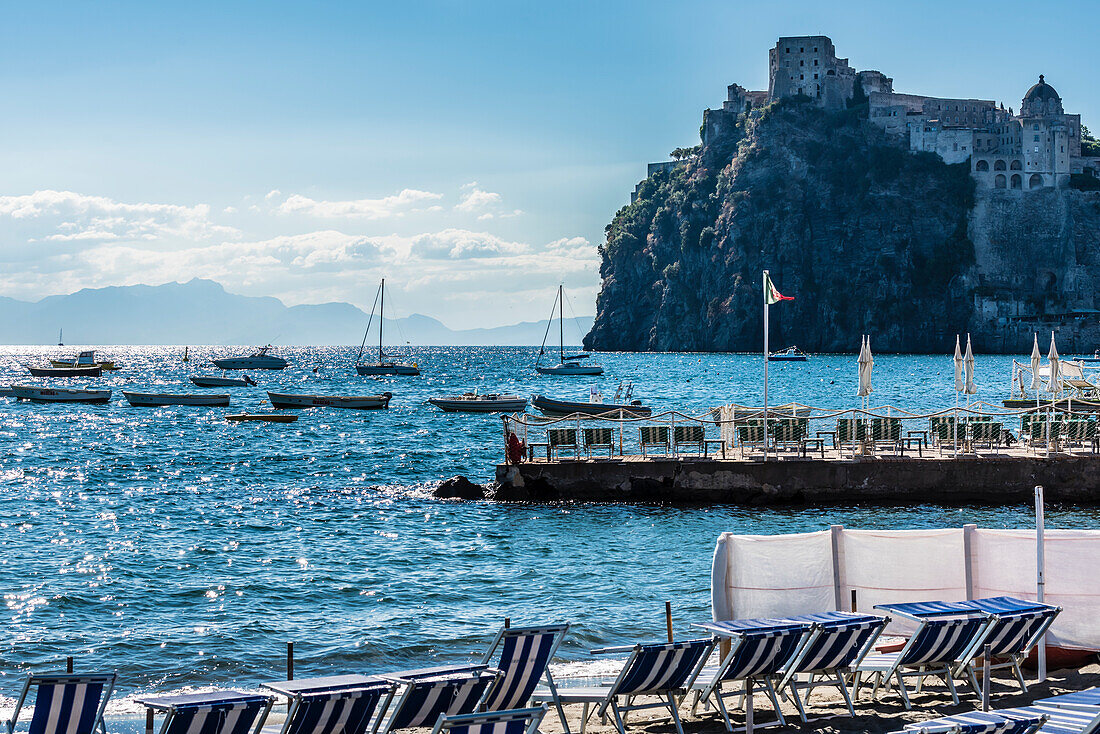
[1,345,1098,721]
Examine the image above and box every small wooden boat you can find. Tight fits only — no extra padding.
[532,393,651,418]
[428,393,528,413]
[768,346,807,361]
[26,364,102,377]
[50,350,118,370]
[123,392,230,407]
[9,385,112,403]
[267,391,392,410]
[191,375,257,387]
[226,413,298,423]
[212,345,288,370]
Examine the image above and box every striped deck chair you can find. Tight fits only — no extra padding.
[137,692,274,734]
[992,704,1100,734]
[1038,687,1100,710]
[537,638,714,734]
[691,619,813,729]
[479,624,569,732]
[775,611,889,721]
[5,673,117,734]
[899,710,1048,734]
[430,706,547,734]
[952,596,1061,693]
[855,603,990,709]
[374,670,499,734]
[262,676,392,734]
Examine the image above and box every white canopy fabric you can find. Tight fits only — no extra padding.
[857,336,873,398]
[1048,332,1062,395]
[953,335,965,393]
[964,334,977,395]
[1031,334,1044,392]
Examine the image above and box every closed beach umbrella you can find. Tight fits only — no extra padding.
[964,334,977,395]
[953,335,965,393]
[1030,334,1043,393]
[857,336,873,397]
[1047,332,1061,395]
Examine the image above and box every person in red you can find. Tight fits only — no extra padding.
[506,432,526,464]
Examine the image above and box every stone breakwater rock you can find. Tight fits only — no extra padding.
[585,97,1100,354]
[433,475,486,500]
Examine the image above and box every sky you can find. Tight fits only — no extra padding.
[1,0,1095,328]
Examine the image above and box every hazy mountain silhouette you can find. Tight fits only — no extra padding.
[0,279,594,346]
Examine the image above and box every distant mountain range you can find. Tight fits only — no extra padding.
[0,279,594,346]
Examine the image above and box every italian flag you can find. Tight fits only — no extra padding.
[764,271,794,305]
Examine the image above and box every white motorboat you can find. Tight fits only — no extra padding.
[212,345,288,370]
[190,375,257,387]
[428,393,528,413]
[123,392,230,407]
[50,350,119,370]
[354,278,420,376]
[768,346,808,362]
[9,385,112,403]
[267,391,392,410]
[535,284,603,376]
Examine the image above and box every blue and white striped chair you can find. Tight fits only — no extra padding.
[538,638,714,734]
[952,597,1061,693]
[775,611,888,721]
[898,710,1048,734]
[479,624,569,732]
[1038,687,1100,711]
[690,619,812,730]
[430,705,547,734]
[373,670,500,734]
[855,603,990,709]
[994,704,1100,734]
[4,673,116,734]
[262,676,393,734]
[136,691,274,734]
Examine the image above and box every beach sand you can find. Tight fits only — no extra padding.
[538,663,1100,734]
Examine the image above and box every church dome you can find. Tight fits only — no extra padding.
[1022,75,1063,115]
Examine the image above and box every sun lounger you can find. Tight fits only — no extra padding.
[536,638,714,734]
[373,669,500,734]
[994,705,1100,734]
[855,602,990,709]
[775,611,889,721]
[262,676,392,734]
[691,619,813,729]
[479,624,570,732]
[951,596,1061,693]
[1037,687,1100,710]
[430,706,547,734]
[898,710,1048,734]
[4,673,117,734]
[137,691,274,734]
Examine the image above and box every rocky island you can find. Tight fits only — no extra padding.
[585,36,1100,353]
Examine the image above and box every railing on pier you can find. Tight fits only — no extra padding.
[501,400,1100,462]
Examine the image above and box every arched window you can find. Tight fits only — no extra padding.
[994,160,1007,171]
[976,159,989,171]
[1029,174,1044,189]
[1010,160,1022,170]
[1011,174,1022,189]
[995,174,1007,189]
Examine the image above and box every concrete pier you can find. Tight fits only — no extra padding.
[493,451,1100,504]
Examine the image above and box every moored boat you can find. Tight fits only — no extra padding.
[212,345,288,370]
[9,385,112,403]
[123,392,231,407]
[0,387,14,398]
[428,393,528,413]
[191,375,257,387]
[267,391,392,410]
[535,285,604,376]
[532,393,651,418]
[226,413,298,423]
[354,278,420,376]
[26,364,102,378]
[768,346,807,361]
[50,350,119,370]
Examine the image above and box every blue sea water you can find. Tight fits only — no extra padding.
[1,345,1097,716]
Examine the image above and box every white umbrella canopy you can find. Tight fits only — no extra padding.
[1047,332,1062,395]
[1030,334,1043,393]
[964,334,977,395]
[953,335,965,393]
[857,335,873,398]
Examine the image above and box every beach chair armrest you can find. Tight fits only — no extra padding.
[589,645,636,655]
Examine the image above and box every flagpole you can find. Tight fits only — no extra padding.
[763,269,769,463]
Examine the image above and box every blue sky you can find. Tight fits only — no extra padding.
[1,0,1095,327]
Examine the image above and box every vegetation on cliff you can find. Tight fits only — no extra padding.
[585,98,977,352]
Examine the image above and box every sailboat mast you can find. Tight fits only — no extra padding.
[379,278,385,363]
[559,284,564,363]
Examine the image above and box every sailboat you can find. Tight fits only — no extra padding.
[355,278,420,376]
[535,285,603,375]
[57,329,63,347]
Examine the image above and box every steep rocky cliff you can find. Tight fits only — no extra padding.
[585,97,1100,353]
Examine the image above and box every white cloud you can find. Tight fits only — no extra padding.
[273,189,443,219]
[408,228,529,260]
